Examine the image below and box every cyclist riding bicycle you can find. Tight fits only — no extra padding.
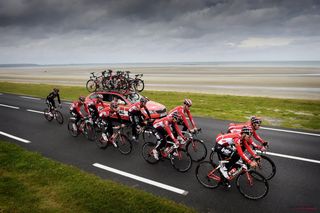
[85,94,107,123]
[215,126,260,183]
[46,88,61,113]
[151,112,186,160]
[128,97,151,142]
[228,116,268,151]
[169,99,198,133]
[69,96,86,130]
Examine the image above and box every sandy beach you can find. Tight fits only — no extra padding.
[1,65,320,100]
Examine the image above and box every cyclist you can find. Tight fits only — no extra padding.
[228,116,268,151]
[46,88,61,114]
[151,112,186,160]
[215,126,260,183]
[169,99,198,133]
[85,94,107,123]
[69,96,86,131]
[128,97,151,142]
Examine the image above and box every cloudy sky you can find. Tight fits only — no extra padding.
[0,0,319,64]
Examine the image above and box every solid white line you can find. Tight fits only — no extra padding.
[261,127,320,137]
[258,151,320,164]
[20,96,41,100]
[64,102,72,105]
[0,103,20,109]
[0,131,31,143]
[0,93,3,95]
[93,163,188,195]
[27,109,43,114]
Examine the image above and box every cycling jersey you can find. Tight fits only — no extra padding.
[128,102,151,118]
[169,106,196,131]
[128,102,151,139]
[47,92,61,104]
[153,116,185,144]
[70,101,84,118]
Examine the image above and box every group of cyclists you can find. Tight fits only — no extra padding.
[46,87,269,187]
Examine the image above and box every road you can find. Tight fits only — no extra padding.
[0,93,319,212]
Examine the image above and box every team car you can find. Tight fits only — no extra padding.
[85,91,167,121]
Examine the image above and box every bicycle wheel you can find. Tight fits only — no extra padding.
[255,155,276,180]
[170,148,192,172]
[84,122,96,141]
[95,133,108,149]
[116,134,132,155]
[134,79,144,92]
[55,110,64,124]
[142,142,159,164]
[142,126,157,143]
[195,161,221,189]
[236,170,269,200]
[67,119,79,137]
[86,79,97,92]
[43,108,53,121]
[186,139,207,162]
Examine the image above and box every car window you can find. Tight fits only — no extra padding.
[125,93,141,103]
[102,94,113,102]
[112,94,127,105]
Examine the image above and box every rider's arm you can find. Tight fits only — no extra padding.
[248,137,263,150]
[234,139,252,164]
[244,140,259,159]
[143,106,151,119]
[84,104,89,115]
[252,130,265,144]
[180,109,191,131]
[57,93,61,104]
[186,109,197,129]
[173,122,187,141]
[164,121,178,144]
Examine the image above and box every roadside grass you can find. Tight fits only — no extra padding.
[0,141,195,213]
[1,81,319,131]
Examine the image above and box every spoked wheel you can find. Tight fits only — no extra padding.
[170,148,192,173]
[134,79,144,92]
[43,108,53,121]
[95,133,108,149]
[186,139,207,162]
[209,148,219,164]
[55,110,64,124]
[67,120,79,137]
[86,79,97,92]
[84,123,96,141]
[196,161,222,189]
[255,155,276,180]
[142,126,157,143]
[116,134,132,155]
[236,170,269,200]
[142,142,159,164]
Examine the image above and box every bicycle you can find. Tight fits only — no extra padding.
[142,140,192,173]
[195,160,269,200]
[95,124,132,155]
[86,71,106,92]
[181,128,207,162]
[67,116,96,141]
[44,106,64,124]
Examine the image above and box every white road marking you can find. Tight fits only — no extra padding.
[20,96,41,100]
[0,131,31,143]
[257,151,320,164]
[261,127,320,137]
[0,93,3,95]
[64,102,72,105]
[0,103,20,109]
[27,109,43,114]
[93,163,188,195]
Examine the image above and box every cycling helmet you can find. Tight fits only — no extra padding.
[251,116,262,125]
[171,111,180,121]
[241,126,252,136]
[184,99,192,107]
[53,88,59,93]
[140,97,148,104]
[110,102,119,111]
[96,94,103,100]
[79,96,85,102]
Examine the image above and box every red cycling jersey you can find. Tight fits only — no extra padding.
[85,99,108,115]
[228,121,265,149]
[128,102,151,118]
[216,133,258,164]
[169,106,196,131]
[70,101,85,118]
[153,116,186,145]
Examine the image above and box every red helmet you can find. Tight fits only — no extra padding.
[184,99,192,107]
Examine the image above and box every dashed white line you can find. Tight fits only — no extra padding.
[93,163,188,195]
[0,131,31,143]
[27,109,43,114]
[20,96,41,100]
[261,127,320,137]
[0,103,20,109]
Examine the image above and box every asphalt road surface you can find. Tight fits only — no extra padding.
[1,93,319,213]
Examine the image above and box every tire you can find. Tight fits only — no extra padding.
[134,79,144,92]
[84,122,96,141]
[67,119,79,137]
[116,134,132,155]
[95,133,108,149]
[196,161,222,189]
[255,155,276,180]
[142,142,159,164]
[170,148,192,173]
[103,79,112,90]
[44,108,53,121]
[186,139,207,162]
[55,110,64,124]
[86,79,97,92]
[142,126,157,143]
[236,170,269,200]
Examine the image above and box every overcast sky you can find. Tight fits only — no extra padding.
[0,0,319,64]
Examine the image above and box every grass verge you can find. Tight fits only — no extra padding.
[0,141,195,213]
[0,81,319,131]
